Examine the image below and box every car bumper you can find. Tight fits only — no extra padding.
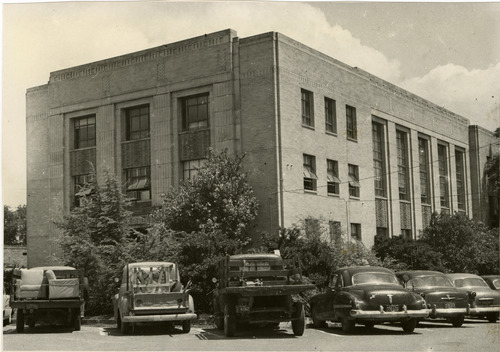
[469,307,500,315]
[350,309,429,320]
[429,306,468,317]
[122,313,197,323]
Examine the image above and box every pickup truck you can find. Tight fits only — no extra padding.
[213,253,315,337]
[10,266,87,332]
[112,261,196,334]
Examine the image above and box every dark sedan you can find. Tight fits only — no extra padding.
[309,266,428,333]
[396,271,469,327]
[447,273,500,323]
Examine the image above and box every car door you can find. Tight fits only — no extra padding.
[117,265,130,317]
[319,272,343,320]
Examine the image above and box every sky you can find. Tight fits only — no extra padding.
[2,1,500,208]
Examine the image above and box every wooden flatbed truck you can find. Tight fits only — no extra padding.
[10,266,87,333]
[213,253,315,337]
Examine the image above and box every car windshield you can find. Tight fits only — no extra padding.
[453,278,488,288]
[351,272,399,285]
[407,275,453,288]
[129,264,179,286]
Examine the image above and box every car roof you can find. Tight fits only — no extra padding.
[30,266,76,270]
[396,270,445,277]
[230,254,282,260]
[337,266,395,275]
[127,262,176,268]
[482,275,500,279]
[446,273,482,279]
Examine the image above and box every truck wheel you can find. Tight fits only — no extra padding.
[223,303,236,337]
[341,316,355,333]
[451,315,464,327]
[182,320,191,333]
[401,319,416,333]
[291,302,305,336]
[311,304,326,328]
[487,313,498,323]
[119,312,129,335]
[16,309,24,333]
[73,309,81,331]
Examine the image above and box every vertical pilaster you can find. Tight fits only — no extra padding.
[386,121,401,237]
[151,93,171,205]
[96,104,116,179]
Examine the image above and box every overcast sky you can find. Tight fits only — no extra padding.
[2,1,500,207]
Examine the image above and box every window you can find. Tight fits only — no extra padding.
[182,94,209,131]
[376,227,388,239]
[348,164,360,198]
[350,223,361,241]
[327,159,340,195]
[455,149,466,211]
[125,166,151,201]
[74,116,96,149]
[324,97,337,134]
[397,131,410,201]
[305,218,320,238]
[303,154,317,191]
[346,105,357,140]
[372,122,386,197]
[401,229,412,240]
[438,144,449,208]
[73,174,94,207]
[418,138,431,205]
[329,221,342,244]
[183,159,206,180]
[301,89,314,127]
[126,105,150,140]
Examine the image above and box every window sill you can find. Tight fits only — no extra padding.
[347,137,358,143]
[304,190,317,195]
[325,131,338,137]
[71,146,96,152]
[349,196,360,201]
[122,137,150,144]
[302,124,315,131]
[178,127,210,135]
[327,193,340,198]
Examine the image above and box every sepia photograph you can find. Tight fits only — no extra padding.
[2,1,499,351]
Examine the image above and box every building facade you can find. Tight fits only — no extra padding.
[26,29,493,267]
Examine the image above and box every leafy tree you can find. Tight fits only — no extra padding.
[483,152,499,228]
[156,148,259,243]
[54,169,136,314]
[420,212,499,274]
[3,205,26,245]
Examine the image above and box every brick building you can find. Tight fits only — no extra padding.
[26,29,496,267]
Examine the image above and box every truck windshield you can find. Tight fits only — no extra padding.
[351,272,399,285]
[129,264,180,293]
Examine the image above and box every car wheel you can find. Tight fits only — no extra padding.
[311,304,327,328]
[291,302,305,336]
[451,315,465,327]
[224,303,236,337]
[182,320,191,333]
[401,319,417,333]
[16,309,24,333]
[73,308,81,331]
[213,298,224,330]
[119,312,130,335]
[486,313,498,323]
[341,316,355,333]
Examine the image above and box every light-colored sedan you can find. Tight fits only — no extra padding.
[447,273,500,323]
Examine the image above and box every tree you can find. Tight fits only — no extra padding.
[3,205,26,245]
[54,169,136,314]
[483,152,499,228]
[420,212,499,274]
[156,149,259,243]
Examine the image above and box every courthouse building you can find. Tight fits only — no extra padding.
[26,29,497,267]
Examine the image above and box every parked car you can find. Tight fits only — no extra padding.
[212,253,315,337]
[396,270,469,327]
[309,266,428,333]
[447,273,500,323]
[113,262,196,335]
[3,293,14,326]
[481,275,500,291]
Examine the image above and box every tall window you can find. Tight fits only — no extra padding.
[372,122,386,197]
[305,218,320,238]
[350,223,361,241]
[183,159,206,180]
[329,221,342,244]
[455,149,466,211]
[73,174,94,207]
[348,164,360,198]
[126,105,150,140]
[346,105,357,140]
[438,144,449,209]
[301,89,314,127]
[125,166,151,201]
[397,131,410,201]
[303,154,317,191]
[74,116,96,149]
[418,138,431,205]
[182,94,209,131]
[324,97,337,134]
[327,159,340,195]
